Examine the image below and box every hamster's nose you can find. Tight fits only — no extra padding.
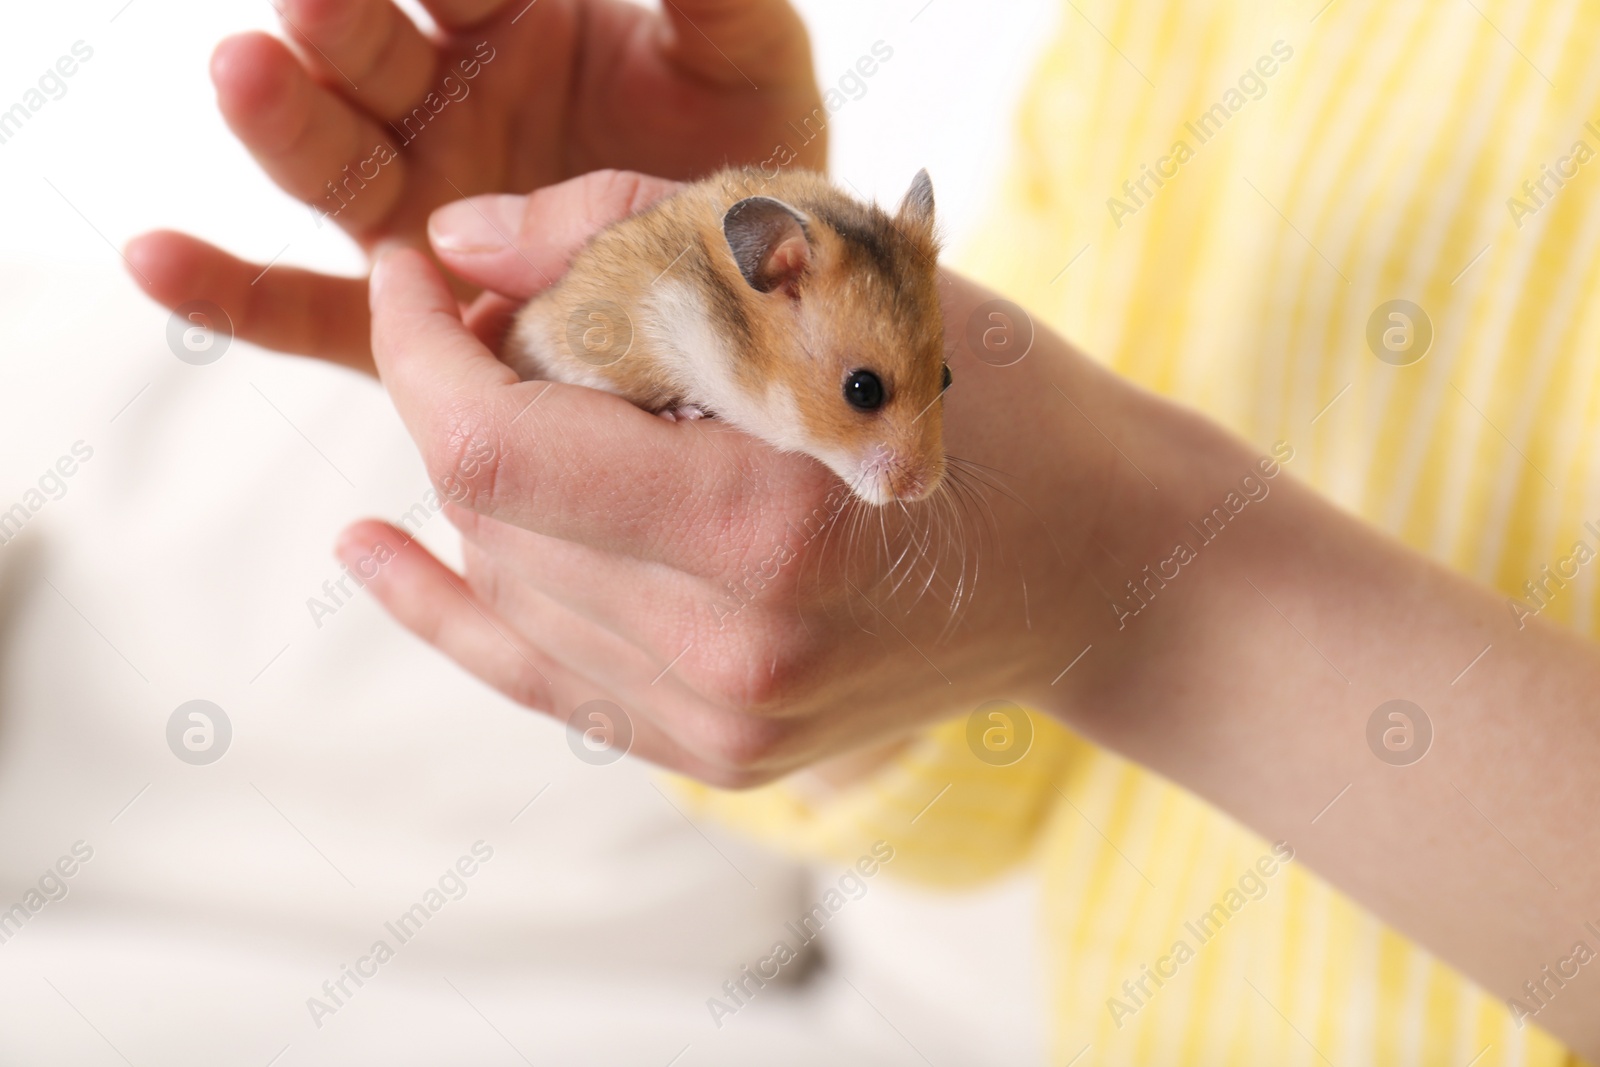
[853,445,944,505]
[889,467,934,505]
[887,468,932,502]
[885,456,945,503]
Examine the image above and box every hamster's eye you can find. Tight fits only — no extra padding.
[844,369,885,411]
[941,364,952,391]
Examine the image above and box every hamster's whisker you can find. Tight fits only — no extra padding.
[945,457,1023,551]
[877,497,892,576]
[944,458,1003,552]
[884,498,931,601]
[888,492,935,588]
[945,454,1017,480]
[805,468,870,632]
[945,456,1066,631]
[839,472,883,635]
[933,464,992,625]
[906,492,953,610]
[817,466,869,572]
[881,464,958,605]
[939,456,1039,640]
[908,390,944,426]
[916,495,952,596]
[801,455,1012,637]
[880,481,954,623]
[883,521,920,598]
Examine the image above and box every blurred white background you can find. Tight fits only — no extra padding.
[0,2,1061,1065]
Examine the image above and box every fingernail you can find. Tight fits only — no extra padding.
[369,247,399,307]
[121,234,160,290]
[334,528,364,566]
[429,196,521,254]
[368,253,387,308]
[335,524,395,571]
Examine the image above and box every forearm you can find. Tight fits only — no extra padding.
[1045,362,1600,1051]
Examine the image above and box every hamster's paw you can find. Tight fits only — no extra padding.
[658,404,708,422]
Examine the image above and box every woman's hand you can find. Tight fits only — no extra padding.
[123,0,824,373]
[203,162,1600,1045]
[343,170,1127,786]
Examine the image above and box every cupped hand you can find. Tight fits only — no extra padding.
[344,170,1122,786]
[124,0,825,373]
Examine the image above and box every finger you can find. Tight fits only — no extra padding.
[212,32,405,234]
[657,0,815,91]
[338,521,556,710]
[339,520,737,778]
[415,0,509,29]
[461,288,520,355]
[444,503,718,653]
[429,171,683,301]
[369,246,738,566]
[277,0,438,121]
[124,230,373,373]
[454,537,814,785]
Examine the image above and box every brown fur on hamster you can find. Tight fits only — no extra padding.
[503,167,947,505]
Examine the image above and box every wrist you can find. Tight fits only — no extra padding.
[929,270,1181,712]
[1023,362,1283,723]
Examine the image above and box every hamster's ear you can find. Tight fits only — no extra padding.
[723,196,810,296]
[896,168,935,230]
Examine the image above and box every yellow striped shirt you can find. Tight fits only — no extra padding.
[686,0,1600,1061]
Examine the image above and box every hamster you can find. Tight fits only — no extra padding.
[502,168,948,506]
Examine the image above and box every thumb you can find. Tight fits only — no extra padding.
[427,170,682,301]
